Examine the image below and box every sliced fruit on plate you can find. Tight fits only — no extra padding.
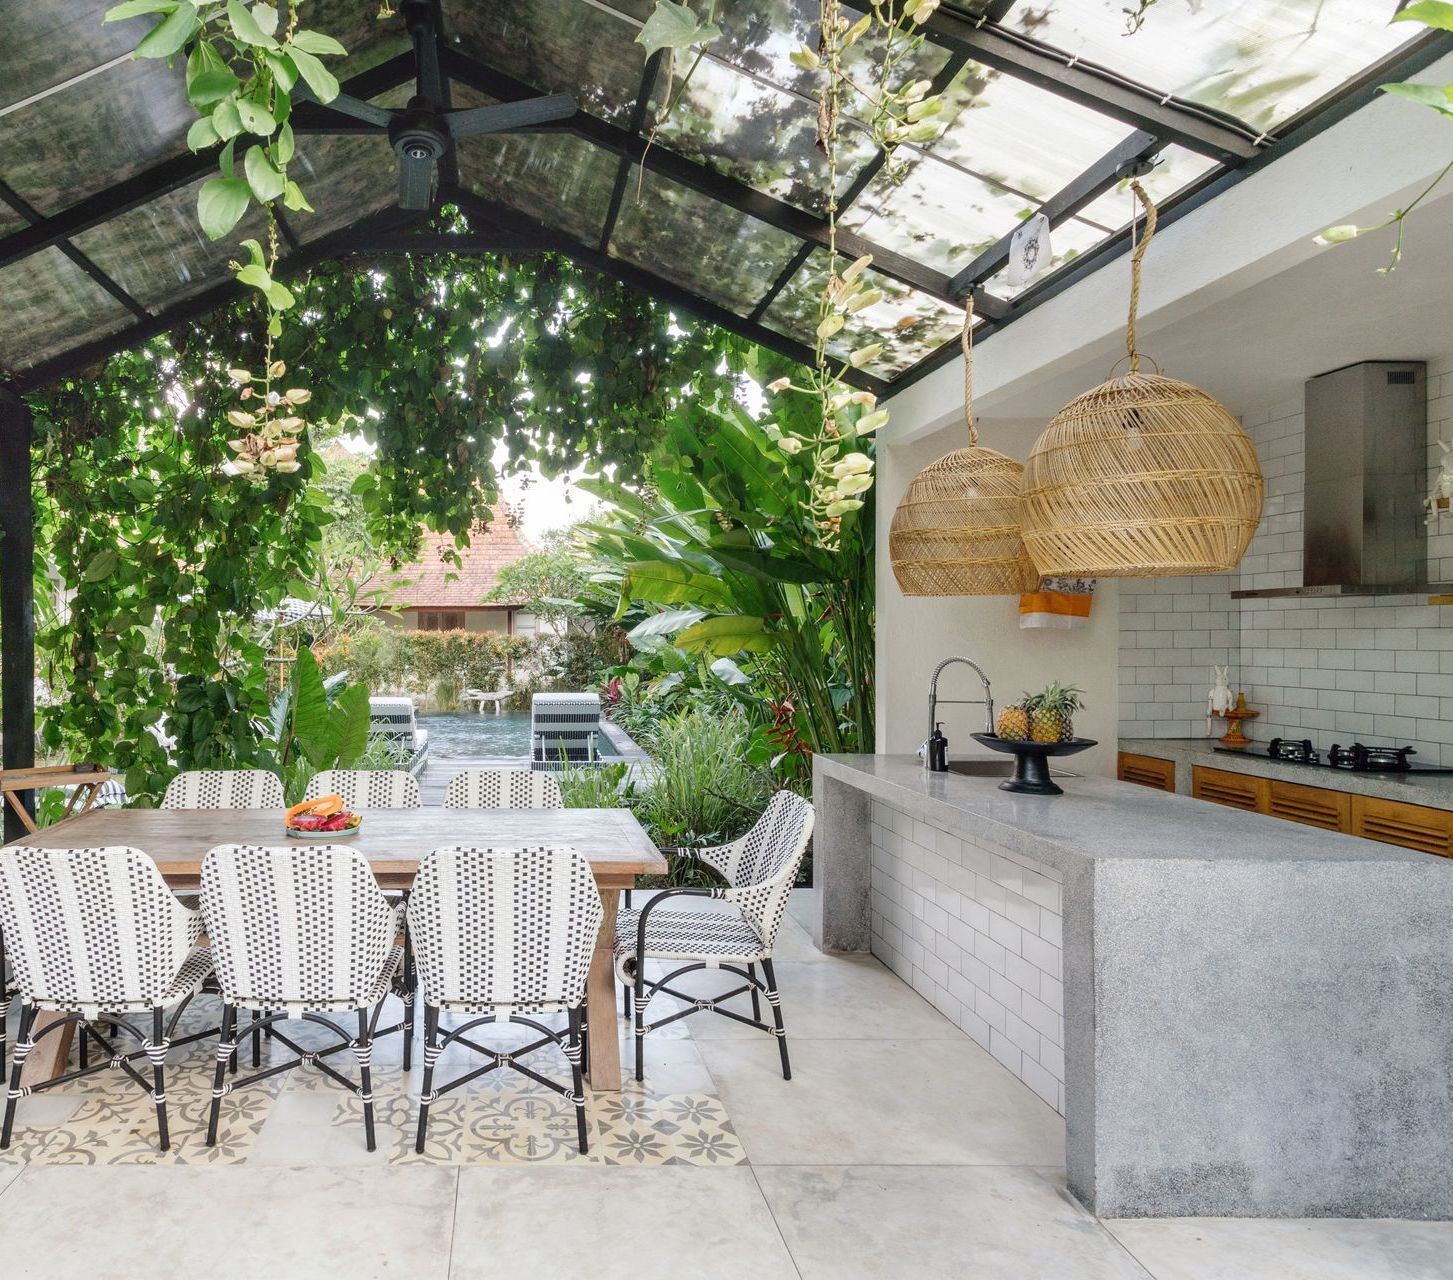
[285,794,345,824]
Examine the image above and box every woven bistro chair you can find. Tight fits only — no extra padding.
[162,769,285,810]
[442,768,564,810]
[305,769,420,810]
[615,791,813,1083]
[407,847,603,1155]
[0,846,214,1152]
[200,844,404,1152]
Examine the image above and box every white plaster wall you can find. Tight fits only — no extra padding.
[875,419,1120,778]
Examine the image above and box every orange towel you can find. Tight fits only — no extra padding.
[1019,577,1095,629]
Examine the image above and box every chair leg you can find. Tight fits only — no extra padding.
[79,1019,89,1071]
[251,1010,261,1068]
[2,1004,37,1149]
[355,1008,376,1153]
[747,962,762,1023]
[0,991,7,1082]
[206,1003,237,1147]
[761,958,791,1081]
[633,964,646,1083]
[415,1004,439,1155]
[401,915,415,1073]
[568,1006,588,1155]
[150,1006,170,1152]
[621,983,631,1021]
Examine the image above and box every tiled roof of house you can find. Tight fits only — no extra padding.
[368,509,532,610]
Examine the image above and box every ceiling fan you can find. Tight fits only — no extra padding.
[298,0,577,211]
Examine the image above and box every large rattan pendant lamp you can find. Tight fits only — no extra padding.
[889,299,1038,595]
[1020,181,1264,577]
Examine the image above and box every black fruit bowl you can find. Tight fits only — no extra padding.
[970,733,1098,796]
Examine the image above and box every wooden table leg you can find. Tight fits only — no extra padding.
[19,1012,75,1087]
[586,884,622,1092]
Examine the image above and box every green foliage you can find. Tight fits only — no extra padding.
[268,647,370,803]
[556,760,636,809]
[583,362,874,771]
[486,536,590,630]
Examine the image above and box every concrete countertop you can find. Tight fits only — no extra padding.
[1119,735,1453,810]
[816,753,1428,872]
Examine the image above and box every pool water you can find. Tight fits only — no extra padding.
[420,712,617,759]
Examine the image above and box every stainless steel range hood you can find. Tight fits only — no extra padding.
[1232,360,1438,600]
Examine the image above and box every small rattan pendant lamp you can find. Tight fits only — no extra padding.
[889,299,1038,595]
[1019,181,1263,577]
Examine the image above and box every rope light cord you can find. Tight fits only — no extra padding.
[1125,178,1158,374]
[961,293,976,447]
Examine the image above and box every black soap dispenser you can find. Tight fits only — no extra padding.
[929,722,949,773]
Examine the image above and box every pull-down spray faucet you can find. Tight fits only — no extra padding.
[922,657,995,771]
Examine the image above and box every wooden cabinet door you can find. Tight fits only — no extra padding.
[1350,795,1453,858]
[1117,752,1175,792]
[1267,780,1350,832]
[1191,766,1269,813]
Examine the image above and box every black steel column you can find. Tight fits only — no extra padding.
[0,387,35,841]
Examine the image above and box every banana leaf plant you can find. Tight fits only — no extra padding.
[578,382,874,761]
[268,647,371,804]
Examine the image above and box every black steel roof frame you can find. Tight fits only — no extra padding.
[0,4,1444,396]
[889,25,1453,395]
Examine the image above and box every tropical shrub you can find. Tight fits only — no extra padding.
[267,648,371,804]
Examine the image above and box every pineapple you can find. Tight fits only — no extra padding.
[995,701,1031,741]
[1028,681,1084,743]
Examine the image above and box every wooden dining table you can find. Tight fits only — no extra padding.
[4,806,667,1092]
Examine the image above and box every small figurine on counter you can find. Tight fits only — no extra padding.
[1206,665,1234,736]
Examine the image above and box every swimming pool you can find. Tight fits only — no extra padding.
[420,712,618,759]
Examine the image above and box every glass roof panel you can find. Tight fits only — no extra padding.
[448,0,646,124]
[0,58,192,216]
[762,249,963,380]
[610,166,803,312]
[646,54,877,213]
[1008,0,1415,133]
[0,245,131,374]
[841,156,1105,276]
[928,62,1130,204]
[0,1,155,112]
[301,0,413,80]
[458,130,621,245]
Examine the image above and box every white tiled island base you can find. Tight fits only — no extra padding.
[810,754,1453,1220]
[869,802,1066,1114]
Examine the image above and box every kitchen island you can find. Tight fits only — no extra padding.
[811,753,1453,1219]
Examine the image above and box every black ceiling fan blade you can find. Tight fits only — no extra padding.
[293,85,395,129]
[398,149,435,211]
[444,94,578,139]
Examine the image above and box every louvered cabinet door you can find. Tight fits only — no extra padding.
[1350,796,1453,858]
[1191,766,1269,813]
[1117,752,1175,792]
[1267,780,1350,832]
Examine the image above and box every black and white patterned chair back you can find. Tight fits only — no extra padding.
[409,847,603,1013]
[442,769,565,810]
[304,769,420,810]
[200,844,398,1010]
[0,846,201,1013]
[706,792,814,948]
[162,769,285,810]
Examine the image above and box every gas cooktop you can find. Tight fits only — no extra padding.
[1214,737,1453,775]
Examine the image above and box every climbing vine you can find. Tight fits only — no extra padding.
[27,249,753,799]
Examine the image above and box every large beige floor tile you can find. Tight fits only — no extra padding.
[247,1089,404,1167]
[0,1163,21,1198]
[450,1165,798,1279]
[1107,1217,1453,1280]
[0,1164,456,1278]
[758,1165,1153,1280]
[670,955,956,1040]
[697,1036,1064,1166]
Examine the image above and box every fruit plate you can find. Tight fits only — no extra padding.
[285,818,362,839]
[969,733,1098,796]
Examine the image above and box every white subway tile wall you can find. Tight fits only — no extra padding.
[1120,360,1453,762]
[869,799,1066,1113]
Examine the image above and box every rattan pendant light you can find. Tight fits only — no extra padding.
[889,301,1038,596]
[1020,181,1264,578]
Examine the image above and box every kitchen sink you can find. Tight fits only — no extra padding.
[944,759,1015,777]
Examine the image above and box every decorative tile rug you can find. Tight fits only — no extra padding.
[0,1000,744,1168]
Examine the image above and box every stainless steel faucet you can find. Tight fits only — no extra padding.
[924,657,995,769]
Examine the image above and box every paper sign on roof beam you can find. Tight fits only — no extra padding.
[1007,213,1050,290]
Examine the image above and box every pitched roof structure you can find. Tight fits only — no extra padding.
[0,1,1447,395]
[369,513,534,610]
